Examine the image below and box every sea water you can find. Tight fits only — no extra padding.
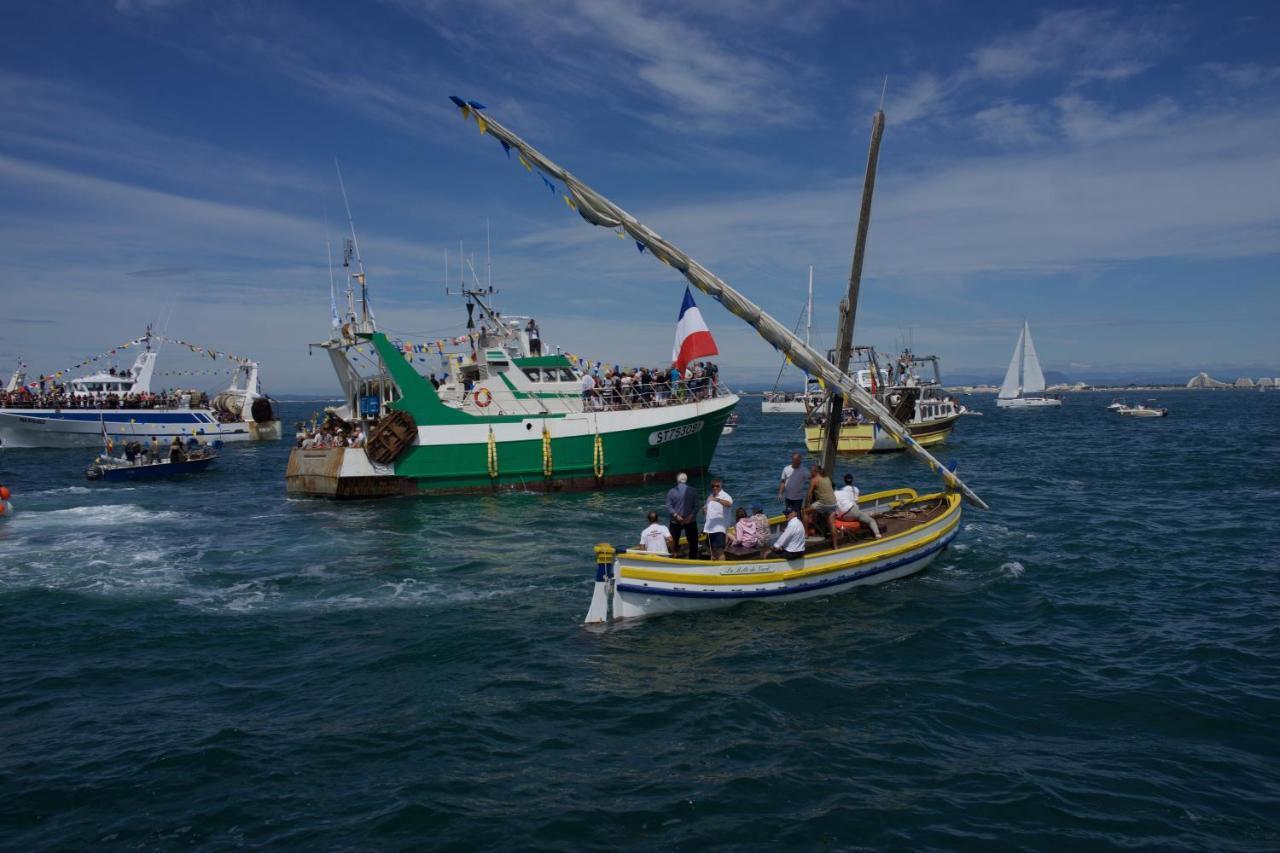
[1,391,1277,849]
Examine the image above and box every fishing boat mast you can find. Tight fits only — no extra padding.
[448,97,987,509]
[820,106,885,476]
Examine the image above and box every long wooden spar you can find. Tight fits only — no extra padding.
[448,97,988,510]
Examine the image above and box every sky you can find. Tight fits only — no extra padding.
[1,0,1277,393]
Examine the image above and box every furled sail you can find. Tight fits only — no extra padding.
[1020,322,1046,395]
[449,97,987,510]
[998,326,1024,400]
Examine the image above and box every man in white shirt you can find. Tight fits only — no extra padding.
[639,511,674,556]
[770,508,807,558]
[833,473,881,542]
[702,478,733,560]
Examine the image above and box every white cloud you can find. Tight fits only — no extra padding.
[968,8,1175,85]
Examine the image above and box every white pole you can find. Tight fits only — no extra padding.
[806,265,813,347]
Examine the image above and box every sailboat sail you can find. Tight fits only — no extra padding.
[449,97,988,510]
[1021,322,1046,394]
[998,326,1024,399]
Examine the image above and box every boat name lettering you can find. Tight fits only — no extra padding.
[19,416,46,424]
[719,564,772,576]
[648,421,703,446]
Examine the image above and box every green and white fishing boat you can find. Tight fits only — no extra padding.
[286,246,736,498]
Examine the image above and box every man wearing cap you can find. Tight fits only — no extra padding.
[666,472,699,559]
[770,507,807,559]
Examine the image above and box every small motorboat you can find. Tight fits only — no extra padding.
[86,448,218,481]
[585,488,959,624]
[1107,397,1128,411]
[958,405,983,416]
[721,412,740,435]
[1119,399,1168,418]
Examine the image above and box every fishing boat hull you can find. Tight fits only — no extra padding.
[586,490,961,624]
[0,408,278,448]
[86,454,216,481]
[804,414,957,454]
[286,394,737,498]
[995,396,1062,408]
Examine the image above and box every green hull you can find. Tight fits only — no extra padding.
[394,406,735,493]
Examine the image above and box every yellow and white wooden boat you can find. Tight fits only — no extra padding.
[585,489,961,624]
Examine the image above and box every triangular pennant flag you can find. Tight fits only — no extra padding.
[636,242,646,254]
[518,152,533,171]
[476,115,488,135]
[500,140,511,157]
[563,194,577,209]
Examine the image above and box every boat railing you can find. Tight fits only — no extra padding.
[434,379,733,416]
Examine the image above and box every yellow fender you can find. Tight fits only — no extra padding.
[542,426,553,477]
[593,433,605,478]
[487,428,498,478]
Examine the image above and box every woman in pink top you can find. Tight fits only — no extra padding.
[727,507,764,556]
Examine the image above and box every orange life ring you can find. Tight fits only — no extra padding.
[473,387,493,408]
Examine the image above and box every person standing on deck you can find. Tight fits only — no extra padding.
[666,473,700,559]
[639,511,674,556]
[526,320,542,355]
[702,478,733,560]
[778,452,811,515]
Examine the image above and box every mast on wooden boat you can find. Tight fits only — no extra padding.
[820,107,885,476]
[448,96,988,509]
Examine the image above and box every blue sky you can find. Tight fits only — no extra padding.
[1,0,1277,392]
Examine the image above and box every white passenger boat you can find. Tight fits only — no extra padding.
[1118,399,1168,418]
[587,489,959,624]
[996,322,1061,408]
[0,332,281,448]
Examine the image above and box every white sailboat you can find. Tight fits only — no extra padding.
[996,322,1061,408]
[761,266,822,414]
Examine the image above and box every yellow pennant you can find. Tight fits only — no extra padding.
[518,152,533,172]
[460,104,471,121]
[562,194,577,209]
[476,115,488,135]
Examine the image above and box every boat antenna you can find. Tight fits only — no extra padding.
[486,218,492,290]
[335,159,370,328]
[326,233,339,334]
[879,76,888,111]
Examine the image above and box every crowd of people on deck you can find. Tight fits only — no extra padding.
[102,434,213,466]
[640,452,884,561]
[0,387,211,412]
[294,416,368,449]
[580,361,721,411]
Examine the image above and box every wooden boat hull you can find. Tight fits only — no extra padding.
[586,490,961,624]
[803,415,957,454]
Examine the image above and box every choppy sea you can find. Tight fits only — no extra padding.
[1,391,1277,850]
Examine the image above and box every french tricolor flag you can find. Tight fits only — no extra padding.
[671,287,719,372]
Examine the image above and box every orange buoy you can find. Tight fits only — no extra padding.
[0,502,7,516]
[0,485,9,500]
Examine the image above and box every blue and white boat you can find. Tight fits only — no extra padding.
[0,332,282,449]
[86,448,218,481]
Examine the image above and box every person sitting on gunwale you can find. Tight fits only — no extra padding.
[639,511,674,556]
[808,465,839,535]
[751,503,771,542]
[726,506,765,557]
[832,473,882,544]
[169,436,186,463]
[769,508,807,559]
